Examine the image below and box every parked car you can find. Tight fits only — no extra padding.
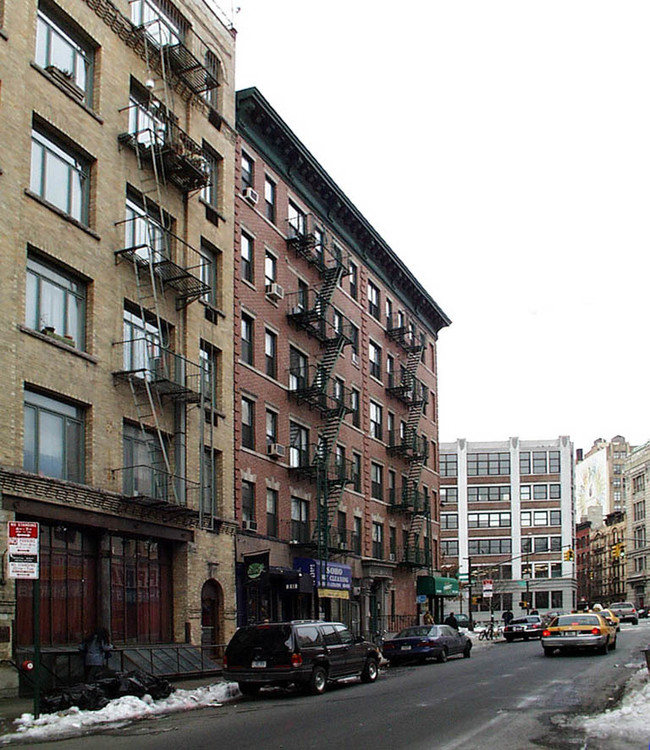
[598,608,621,632]
[382,624,472,665]
[638,607,649,619]
[541,612,617,656]
[542,610,566,626]
[455,613,472,630]
[503,615,544,642]
[223,621,380,696]
[608,602,638,625]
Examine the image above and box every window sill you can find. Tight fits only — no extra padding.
[19,324,98,363]
[31,62,103,124]
[24,190,100,240]
[200,300,226,324]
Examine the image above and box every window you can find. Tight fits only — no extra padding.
[266,488,278,537]
[121,422,168,499]
[468,512,511,528]
[201,49,220,110]
[551,590,563,609]
[467,452,510,476]
[533,510,548,526]
[24,390,84,482]
[550,563,562,578]
[199,239,220,307]
[352,516,362,554]
[126,83,167,147]
[520,452,531,475]
[369,341,382,380]
[521,511,532,527]
[533,485,548,500]
[549,484,561,499]
[200,148,220,208]
[241,397,255,450]
[633,474,646,494]
[534,538,549,553]
[240,231,254,283]
[349,323,359,358]
[441,487,458,504]
[265,329,277,379]
[264,252,277,288]
[467,538,511,555]
[533,452,548,474]
[468,486,511,502]
[388,470,396,504]
[26,253,86,348]
[371,462,383,501]
[440,454,458,477]
[367,281,380,319]
[264,177,276,223]
[549,510,561,526]
[288,201,305,236]
[349,262,358,299]
[441,540,459,557]
[124,195,170,263]
[291,496,310,542]
[241,314,253,365]
[386,412,395,445]
[385,298,393,328]
[386,354,394,384]
[36,3,94,101]
[389,526,397,558]
[350,388,360,428]
[289,346,308,391]
[242,480,255,523]
[313,228,325,266]
[352,453,362,492]
[241,152,253,190]
[372,522,384,559]
[369,401,383,440]
[535,591,549,609]
[199,342,221,409]
[202,447,221,517]
[550,536,562,552]
[122,306,165,374]
[31,126,89,223]
[130,0,182,46]
[289,421,309,468]
[549,451,560,473]
[442,514,458,530]
[265,409,278,446]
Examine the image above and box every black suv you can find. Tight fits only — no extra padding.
[224,620,380,696]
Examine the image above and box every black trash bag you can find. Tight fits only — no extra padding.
[39,683,109,714]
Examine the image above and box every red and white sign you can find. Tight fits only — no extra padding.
[8,522,40,579]
[482,579,494,598]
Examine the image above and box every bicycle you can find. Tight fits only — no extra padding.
[478,622,496,640]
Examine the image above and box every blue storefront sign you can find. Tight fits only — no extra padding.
[293,558,352,591]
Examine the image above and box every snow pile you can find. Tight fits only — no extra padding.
[1,682,240,745]
[577,665,650,745]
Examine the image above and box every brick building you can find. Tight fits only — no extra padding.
[0,0,237,694]
[625,442,650,609]
[588,511,626,606]
[440,437,575,621]
[233,88,451,637]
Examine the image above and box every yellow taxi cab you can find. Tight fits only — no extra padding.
[541,612,617,657]
[598,608,621,632]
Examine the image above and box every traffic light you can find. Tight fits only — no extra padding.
[563,548,574,561]
[612,543,621,559]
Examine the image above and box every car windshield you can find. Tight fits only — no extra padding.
[227,624,293,660]
[555,615,600,627]
[396,626,435,638]
[611,603,634,609]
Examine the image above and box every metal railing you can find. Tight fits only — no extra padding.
[112,465,200,508]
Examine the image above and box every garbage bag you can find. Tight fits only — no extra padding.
[39,683,109,713]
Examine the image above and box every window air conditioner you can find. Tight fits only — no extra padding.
[389,553,396,562]
[267,443,286,459]
[351,352,359,366]
[242,520,257,531]
[242,187,259,205]
[265,283,285,302]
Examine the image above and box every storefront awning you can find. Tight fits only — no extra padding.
[417,576,459,597]
[269,566,313,593]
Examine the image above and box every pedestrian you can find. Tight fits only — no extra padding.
[79,627,113,682]
[502,609,514,626]
[423,610,434,625]
[444,611,459,630]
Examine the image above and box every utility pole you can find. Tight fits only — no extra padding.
[467,556,473,630]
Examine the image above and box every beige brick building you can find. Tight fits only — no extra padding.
[0,0,236,694]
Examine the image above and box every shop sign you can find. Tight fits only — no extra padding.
[293,558,352,590]
[318,588,350,600]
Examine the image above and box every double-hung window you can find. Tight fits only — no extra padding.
[241,397,255,449]
[124,197,169,263]
[241,152,254,190]
[369,341,382,380]
[201,147,220,208]
[127,86,167,147]
[264,252,277,288]
[265,329,277,379]
[289,421,309,468]
[288,201,305,237]
[130,0,182,46]
[26,253,85,348]
[264,177,276,223]
[289,347,308,391]
[240,231,254,283]
[291,497,310,543]
[199,239,219,307]
[31,127,89,223]
[122,422,167,499]
[36,4,94,102]
[367,281,380,319]
[241,314,253,364]
[122,306,164,376]
[24,390,84,482]
[370,401,383,440]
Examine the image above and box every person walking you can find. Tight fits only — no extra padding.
[423,610,434,625]
[444,612,459,630]
[502,609,514,626]
[80,627,113,682]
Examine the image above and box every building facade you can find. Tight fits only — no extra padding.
[0,0,237,694]
[588,511,627,606]
[625,442,650,609]
[232,88,451,638]
[575,435,631,523]
[440,437,575,621]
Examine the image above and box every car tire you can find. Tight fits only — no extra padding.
[361,657,379,683]
[238,682,261,697]
[307,665,328,695]
[437,648,449,663]
[388,659,398,668]
[597,641,609,656]
[523,636,529,641]
[632,619,638,625]
[609,639,617,650]
[543,647,554,657]
[463,644,471,659]
[505,636,514,643]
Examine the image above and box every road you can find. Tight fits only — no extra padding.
[14,622,650,750]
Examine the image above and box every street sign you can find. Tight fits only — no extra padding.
[458,573,469,582]
[482,579,493,599]
[8,522,40,579]
[416,594,427,604]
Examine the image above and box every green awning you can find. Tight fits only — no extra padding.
[417,576,459,597]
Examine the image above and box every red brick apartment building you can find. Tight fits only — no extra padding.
[233,89,451,637]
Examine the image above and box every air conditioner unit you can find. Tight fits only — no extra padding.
[242,520,257,531]
[338,541,347,550]
[265,283,285,302]
[267,443,286,458]
[242,187,259,205]
[389,553,396,562]
[351,352,359,366]
[352,586,361,597]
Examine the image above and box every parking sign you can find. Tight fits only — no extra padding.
[8,522,40,579]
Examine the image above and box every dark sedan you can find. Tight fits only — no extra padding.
[383,624,472,665]
[503,615,544,642]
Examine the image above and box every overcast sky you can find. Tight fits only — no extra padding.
[229,0,650,454]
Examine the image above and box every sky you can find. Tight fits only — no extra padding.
[224,0,650,454]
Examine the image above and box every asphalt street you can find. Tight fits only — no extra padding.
[12,621,650,750]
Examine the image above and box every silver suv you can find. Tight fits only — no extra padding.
[609,602,638,625]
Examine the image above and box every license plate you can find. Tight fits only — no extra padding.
[252,660,266,668]
[513,626,523,631]
[401,645,412,651]
[562,632,576,637]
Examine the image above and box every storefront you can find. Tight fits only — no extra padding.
[417,576,460,623]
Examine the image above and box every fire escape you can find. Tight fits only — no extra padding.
[110,11,217,517]
[386,315,431,569]
[285,216,355,572]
